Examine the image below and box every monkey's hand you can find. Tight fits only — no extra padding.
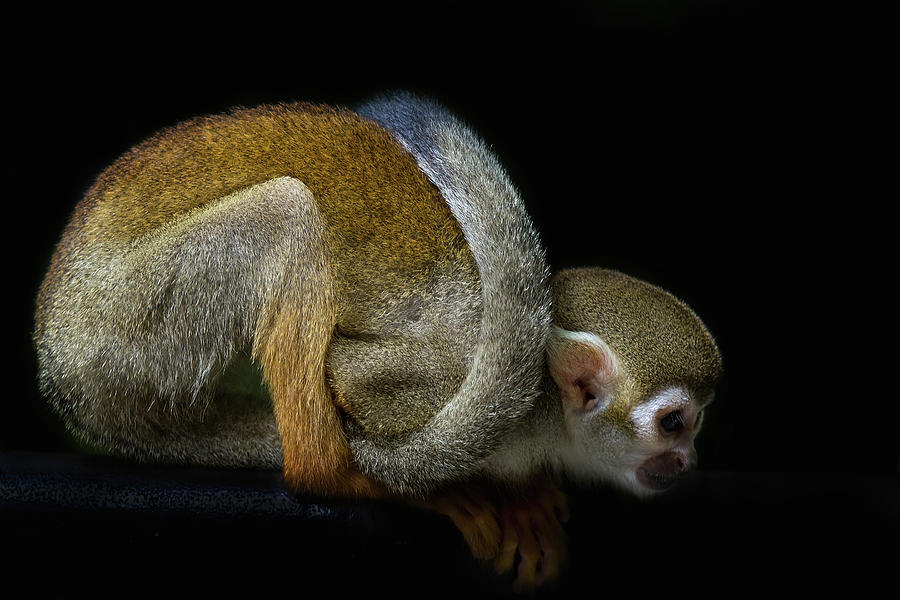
[425,482,569,592]
[493,483,569,593]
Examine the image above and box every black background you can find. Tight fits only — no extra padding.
[3,2,896,596]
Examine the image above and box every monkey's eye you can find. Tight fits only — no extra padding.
[659,410,685,434]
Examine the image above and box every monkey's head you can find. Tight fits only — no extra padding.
[547,268,722,497]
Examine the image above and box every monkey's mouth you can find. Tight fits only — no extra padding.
[637,468,679,491]
[636,452,687,491]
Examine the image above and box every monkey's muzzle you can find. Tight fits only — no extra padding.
[637,451,689,491]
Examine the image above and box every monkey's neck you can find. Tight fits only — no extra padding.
[479,373,569,485]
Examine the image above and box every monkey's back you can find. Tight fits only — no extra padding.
[48,102,473,294]
[36,103,483,451]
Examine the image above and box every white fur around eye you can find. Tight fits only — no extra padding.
[631,386,690,440]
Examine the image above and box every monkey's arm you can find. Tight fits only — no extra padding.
[246,178,379,497]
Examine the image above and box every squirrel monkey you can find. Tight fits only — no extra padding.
[34,92,722,590]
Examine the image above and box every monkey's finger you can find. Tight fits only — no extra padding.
[456,493,502,559]
[537,484,569,524]
[530,505,567,585]
[512,509,541,594]
[493,509,518,575]
[549,487,570,523]
[538,491,568,561]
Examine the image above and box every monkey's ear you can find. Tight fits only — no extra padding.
[547,327,620,413]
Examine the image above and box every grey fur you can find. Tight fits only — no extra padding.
[354,93,553,494]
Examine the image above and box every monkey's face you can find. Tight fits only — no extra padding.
[547,268,722,498]
[565,382,714,497]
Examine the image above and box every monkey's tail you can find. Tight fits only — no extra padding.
[354,93,553,495]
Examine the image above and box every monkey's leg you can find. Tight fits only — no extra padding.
[38,176,375,499]
[37,179,323,466]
